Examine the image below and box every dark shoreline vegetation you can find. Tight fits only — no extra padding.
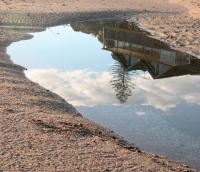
[0,10,199,171]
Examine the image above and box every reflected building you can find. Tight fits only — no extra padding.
[71,20,200,103]
[101,21,200,79]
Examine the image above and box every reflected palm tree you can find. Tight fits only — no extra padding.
[110,54,135,104]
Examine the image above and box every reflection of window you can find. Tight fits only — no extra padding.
[145,49,151,55]
[160,50,176,65]
[176,53,191,65]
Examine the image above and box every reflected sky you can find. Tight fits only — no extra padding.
[25,68,200,111]
[8,25,113,71]
[8,22,200,169]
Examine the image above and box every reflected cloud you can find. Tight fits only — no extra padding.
[134,75,200,111]
[25,68,117,106]
[26,68,200,111]
[135,111,146,116]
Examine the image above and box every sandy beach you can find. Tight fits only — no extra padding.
[0,0,200,171]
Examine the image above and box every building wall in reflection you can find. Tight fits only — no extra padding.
[102,22,200,79]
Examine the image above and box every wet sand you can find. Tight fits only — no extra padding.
[0,0,200,171]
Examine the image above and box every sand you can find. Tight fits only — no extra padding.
[131,0,200,58]
[131,13,200,58]
[0,0,200,171]
[0,0,185,13]
[170,0,200,18]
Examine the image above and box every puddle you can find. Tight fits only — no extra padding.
[8,20,200,169]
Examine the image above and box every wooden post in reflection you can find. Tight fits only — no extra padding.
[115,23,119,54]
[103,27,105,49]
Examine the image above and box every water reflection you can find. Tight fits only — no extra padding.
[101,21,200,79]
[72,20,200,104]
[8,20,200,169]
[25,68,200,111]
[110,59,134,104]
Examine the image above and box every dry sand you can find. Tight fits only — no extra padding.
[0,0,200,171]
[131,0,200,57]
[0,0,185,13]
[170,0,200,18]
